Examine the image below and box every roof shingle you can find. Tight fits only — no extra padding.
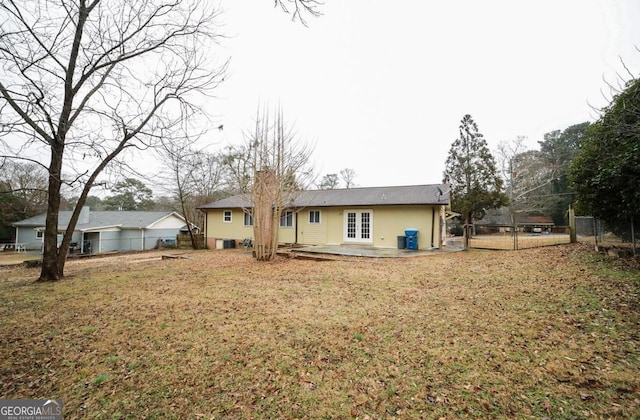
[198,184,450,209]
[13,210,181,230]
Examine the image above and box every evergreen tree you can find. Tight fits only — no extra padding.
[444,114,508,249]
[538,122,589,224]
[103,178,155,211]
[570,77,640,236]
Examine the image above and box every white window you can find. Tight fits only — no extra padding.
[36,230,44,239]
[309,210,321,224]
[223,210,232,223]
[280,211,293,227]
[243,211,253,226]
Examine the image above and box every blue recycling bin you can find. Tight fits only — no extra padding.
[405,228,419,250]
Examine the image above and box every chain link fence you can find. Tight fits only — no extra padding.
[575,216,637,255]
[66,236,177,255]
[452,216,637,254]
[65,234,205,255]
[466,224,571,250]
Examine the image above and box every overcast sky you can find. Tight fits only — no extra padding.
[210,0,640,188]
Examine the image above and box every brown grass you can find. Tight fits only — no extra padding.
[469,234,571,250]
[0,251,41,266]
[1,245,639,419]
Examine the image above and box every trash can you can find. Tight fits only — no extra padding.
[397,235,406,249]
[405,228,418,250]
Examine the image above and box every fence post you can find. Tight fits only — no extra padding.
[511,213,518,251]
[569,206,576,243]
[632,218,637,256]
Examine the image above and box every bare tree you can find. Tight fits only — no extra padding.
[249,106,314,261]
[221,144,254,194]
[496,137,531,211]
[0,160,48,215]
[339,168,357,189]
[159,140,201,248]
[495,136,530,248]
[318,173,339,189]
[496,123,590,227]
[192,151,228,206]
[159,139,228,249]
[0,0,227,281]
[274,0,322,25]
[0,161,48,239]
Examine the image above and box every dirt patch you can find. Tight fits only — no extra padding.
[1,244,638,418]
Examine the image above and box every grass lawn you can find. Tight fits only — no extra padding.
[0,251,42,266]
[1,245,638,419]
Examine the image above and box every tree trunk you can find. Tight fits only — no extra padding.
[37,143,100,281]
[187,222,198,249]
[38,147,65,282]
[568,206,576,243]
[510,211,518,250]
[464,212,471,250]
[179,192,199,249]
[253,169,278,260]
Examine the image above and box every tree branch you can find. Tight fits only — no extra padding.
[273,0,322,26]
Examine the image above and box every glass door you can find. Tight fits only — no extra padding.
[344,210,372,243]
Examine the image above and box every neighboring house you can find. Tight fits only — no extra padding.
[12,207,189,252]
[476,211,555,234]
[198,184,450,250]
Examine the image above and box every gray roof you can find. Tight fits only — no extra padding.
[198,184,450,209]
[13,209,184,231]
[479,213,555,226]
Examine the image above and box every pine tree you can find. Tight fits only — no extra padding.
[443,114,508,249]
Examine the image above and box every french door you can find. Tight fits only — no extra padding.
[344,210,372,243]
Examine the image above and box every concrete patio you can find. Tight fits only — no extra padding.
[286,239,463,259]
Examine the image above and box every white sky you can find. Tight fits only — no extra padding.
[209,0,640,188]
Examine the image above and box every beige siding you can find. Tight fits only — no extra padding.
[298,209,328,245]
[204,208,298,247]
[325,209,345,245]
[205,205,444,250]
[204,209,253,248]
[369,205,436,249]
[278,214,296,244]
[299,205,443,249]
[306,208,343,245]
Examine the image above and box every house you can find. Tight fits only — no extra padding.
[476,210,555,234]
[198,184,450,250]
[12,207,189,253]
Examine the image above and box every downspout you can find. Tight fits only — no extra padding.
[295,211,299,245]
[202,209,208,249]
[430,207,436,248]
[440,206,446,247]
[141,228,145,251]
